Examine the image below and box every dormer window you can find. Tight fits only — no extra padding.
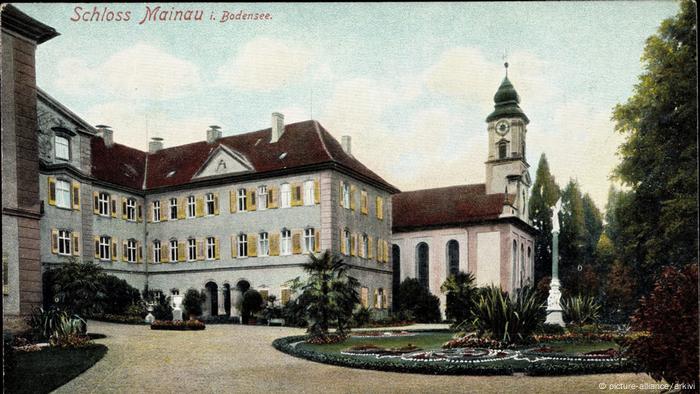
[55,135,70,161]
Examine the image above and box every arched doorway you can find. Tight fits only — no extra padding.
[447,240,459,276]
[223,283,231,316]
[416,242,429,290]
[392,245,401,313]
[205,282,218,317]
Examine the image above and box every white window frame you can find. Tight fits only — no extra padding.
[152,200,161,222]
[187,196,196,218]
[237,234,248,257]
[126,198,136,221]
[206,237,215,260]
[187,238,196,261]
[205,193,215,216]
[303,228,314,253]
[56,180,71,209]
[281,229,292,256]
[98,192,110,216]
[170,240,179,262]
[280,183,291,209]
[238,189,247,212]
[259,232,269,256]
[342,182,350,209]
[58,230,71,256]
[257,186,268,210]
[99,236,111,260]
[55,135,70,161]
[169,198,178,220]
[303,180,315,206]
[126,239,137,263]
[153,240,161,263]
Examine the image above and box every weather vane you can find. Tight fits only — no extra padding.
[502,49,509,76]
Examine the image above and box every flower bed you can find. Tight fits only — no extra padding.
[351,330,417,339]
[150,320,205,331]
[88,314,147,325]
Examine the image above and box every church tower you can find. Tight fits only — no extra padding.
[484,63,531,222]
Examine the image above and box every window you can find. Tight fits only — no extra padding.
[303,228,314,253]
[205,193,215,216]
[512,241,518,291]
[126,239,137,263]
[257,186,268,210]
[520,244,525,289]
[498,142,508,159]
[98,192,110,216]
[126,198,136,221]
[152,200,161,222]
[153,240,161,263]
[237,234,248,257]
[343,229,351,256]
[303,180,315,206]
[361,234,369,258]
[238,189,247,211]
[169,198,178,220]
[170,240,179,262]
[342,182,350,208]
[416,242,429,290]
[206,237,216,260]
[187,238,196,261]
[99,236,111,260]
[376,288,385,309]
[58,230,71,256]
[361,190,368,214]
[280,184,291,208]
[447,240,460,276]
[259,232,269,256]
[55,135,70,161]
[56,180,71,208]
[376,196,384,220]
[280,229,291,255]
[281,288,292,305]
[187,196,196,218]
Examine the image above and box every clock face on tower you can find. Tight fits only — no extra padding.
[496,120,510,136]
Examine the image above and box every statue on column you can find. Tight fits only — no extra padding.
[545,198,565,326]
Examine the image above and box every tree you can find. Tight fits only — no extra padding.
[528,153,561,283]
[182,288,206,319]
[294,251,360,336]
[395,278,441,323]
[558,180,587,297]
[440,271,477,326]
[611,0,697,297]
[43,260,106,316]
[242,289,264,324]
[603,260,637,323]
[99,275,141,315]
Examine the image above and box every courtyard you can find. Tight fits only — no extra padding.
[51,321,658,394]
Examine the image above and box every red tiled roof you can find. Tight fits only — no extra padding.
[90,120,397,192]
[91,138,147,190]
[392,184,514,230]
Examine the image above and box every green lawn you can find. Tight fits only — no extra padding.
[300,332,456,353]
[533,341,619,354]
[5,344,108,394]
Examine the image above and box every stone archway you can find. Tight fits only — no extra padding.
[223,283,231,316]
[205,281,218,317]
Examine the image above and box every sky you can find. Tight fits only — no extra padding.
[17,2,680,209]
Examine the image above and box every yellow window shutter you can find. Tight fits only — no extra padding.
[93,191,99,214]
[270,233,280,256]
[138,242,143,263]
[383,293,388,309]
[71,181,81,210]
[121,197,127,219]
[122,240,128,262]
[213,192,220,215]
[162,245,169,263]
[196,196,204,217]
[314,179,320,204]
[214,237,220,260]
[248,234,257,257]
[314,229,321,252]
[339,228,345,254]
[292,231,302,254]
[178,242,185,262]
[110,196,117,217]
[94,236,100,259]
[230,190,237,213]
[111,238,118,261]
[50,229,58,254]
[384,241,390,263]
[350,185,356,211]
[339,180,344,207]
[231,235,237,258]
[373,289,378,308]
[137,204,143,222]
[361,191,368,215]
[247,190,256,211]
[368,237,374,259]
[269,187,278,209]
[47,177,56,206]
[350,234,356,256]
[72,232,81,256]
[196,240,204,260]
[177,197,186,219]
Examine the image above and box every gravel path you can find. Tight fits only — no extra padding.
[53,320,658,394]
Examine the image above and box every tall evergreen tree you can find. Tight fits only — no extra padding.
[559,180,587,297]
[528,153,560,283]
[611,0,697,297]
[581,193,603,261]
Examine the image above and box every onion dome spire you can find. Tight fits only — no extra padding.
[486,63,529,124]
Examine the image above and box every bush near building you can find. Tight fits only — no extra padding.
[394,278,441,323]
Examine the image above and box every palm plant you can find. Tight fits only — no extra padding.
[471,285,545,344]
[296,251,359,337]
[562,294,601,326]
[440,271,478,327]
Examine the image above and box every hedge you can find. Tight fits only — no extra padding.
[150,320,205,331]
[272,335,637,376]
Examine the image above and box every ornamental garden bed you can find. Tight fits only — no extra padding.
[272,331,636,376]
[150,320,206,331]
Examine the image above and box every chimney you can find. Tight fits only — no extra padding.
[206,125,222,144]
[270,112,284,143]
[96,125,113,147]
[341,135,352,155]
[149,137,164,153]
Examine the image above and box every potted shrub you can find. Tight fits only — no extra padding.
[242,289,263,325]
[182,288,206,320]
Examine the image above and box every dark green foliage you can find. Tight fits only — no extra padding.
[182,288,206,318]
[611,0,698,298]
[529,154,561,283]
[150,292,174,321]
[539,324,566,335]
[150,320,206,330]
[395,278,441,323]
[440,271,478,326]
[562,295,601,326]
[99,275,141,315]
[350,307,372,328]
[627,264,698,388]
[471,286,545,344]
[27,307,86,342]
[242,289,264,324]
[43,260,107,316]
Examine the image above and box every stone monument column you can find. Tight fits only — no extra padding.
[545,199,565,326]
